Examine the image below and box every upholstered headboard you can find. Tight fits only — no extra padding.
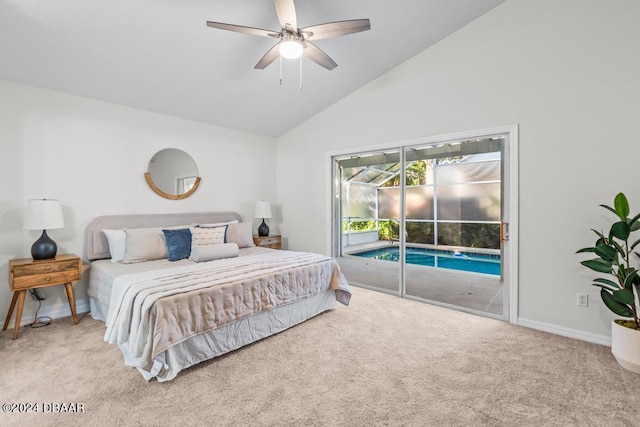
[84,212,243,261]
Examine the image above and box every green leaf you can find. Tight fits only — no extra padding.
[623,269,638,289]
[594,245,617,262]
[580,259,612,273]
[614,193,630,219]
[613,288,635,305]
[592,230,608,247]
[600,204,618,216]
[592,283,619,292]
[629,212,640,231]
[630,238,640,251]
[601,288,634,317]
[576,247,596,254]
[593,277,622,289]
[611,221,631,240]
[617,265,627,283]
[612,240,626,258]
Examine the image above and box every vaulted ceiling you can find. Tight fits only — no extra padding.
[0,0,505,137]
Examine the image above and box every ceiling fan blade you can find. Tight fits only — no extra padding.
[254,43,281,69]
[206,21,279,38]
[302,19,371,40]
[275,0,298,31]
[304,41,337,71]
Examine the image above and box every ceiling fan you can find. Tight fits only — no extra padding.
[206,0,371,71]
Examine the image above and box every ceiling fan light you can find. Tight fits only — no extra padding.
[279,40,304,59]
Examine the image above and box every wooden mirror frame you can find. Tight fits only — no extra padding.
[144,173,201,200]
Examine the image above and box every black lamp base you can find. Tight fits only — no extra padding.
[258,219,269,237]
[31,230,57,260]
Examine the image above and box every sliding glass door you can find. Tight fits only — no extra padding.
[332,132,512,320]
[333,149,402,295]
[402,140,503,316]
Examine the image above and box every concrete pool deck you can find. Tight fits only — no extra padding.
[338,241,504,318]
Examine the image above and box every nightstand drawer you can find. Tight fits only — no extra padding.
[253,235,282,249]
[261,243,281,249]
[12,260,78,277]
[13,270,80,290]
[260,236,280,245]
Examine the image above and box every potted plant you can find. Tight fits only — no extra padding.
[577,192,640,372]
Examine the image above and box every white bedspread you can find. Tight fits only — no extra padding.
[103,250,350,373]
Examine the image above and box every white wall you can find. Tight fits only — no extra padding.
[0,80,276,325]
[276,0,640,340]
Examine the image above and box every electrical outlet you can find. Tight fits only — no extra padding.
[29,289,46,301]
[577,293,589,307]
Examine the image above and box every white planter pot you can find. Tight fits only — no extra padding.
[611,320,640,373]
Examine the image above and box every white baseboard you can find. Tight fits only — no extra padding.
[9,297,611,349]
[11,299,91,328]
[518,317,611,347]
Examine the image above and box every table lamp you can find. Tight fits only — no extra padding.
[254,201,272,237]
[24,199,65,260]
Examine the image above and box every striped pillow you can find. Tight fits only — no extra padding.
[190,225,227,246]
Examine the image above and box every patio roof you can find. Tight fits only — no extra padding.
[339,137,503,186]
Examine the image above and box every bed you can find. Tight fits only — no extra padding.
[84,212,351,382]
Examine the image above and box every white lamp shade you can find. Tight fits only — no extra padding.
[24,199,65,230]
[254,201,272,219]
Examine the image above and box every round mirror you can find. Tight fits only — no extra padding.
[145,148,201,200]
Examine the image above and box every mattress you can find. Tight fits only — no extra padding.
[88,246,269,305]
[88,247,350,381]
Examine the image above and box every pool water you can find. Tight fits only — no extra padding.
[353,246,501,276]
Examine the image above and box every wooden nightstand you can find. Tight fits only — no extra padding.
[253,235,282,249]
[3,254,82,340]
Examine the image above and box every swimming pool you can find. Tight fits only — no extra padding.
[352,246,501,276]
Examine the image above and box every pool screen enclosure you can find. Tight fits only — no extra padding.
[340,138,502,250]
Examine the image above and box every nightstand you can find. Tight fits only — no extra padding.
[3,254,82,340]
[253,235,282,249]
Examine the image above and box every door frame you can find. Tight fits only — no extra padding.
[328,124,519,324]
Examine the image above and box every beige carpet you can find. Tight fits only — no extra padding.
[1,286,639,426]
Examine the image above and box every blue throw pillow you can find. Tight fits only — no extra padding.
[163,228,192,261]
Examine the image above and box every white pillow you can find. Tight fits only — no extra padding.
[226,222,255,248]
[122,227,168,264]
[102,229,126,263]
[190,225,227,246]
[190,242,239,263]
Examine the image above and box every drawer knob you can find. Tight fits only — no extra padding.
[45,266,51,270]
[45,277,51,282]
